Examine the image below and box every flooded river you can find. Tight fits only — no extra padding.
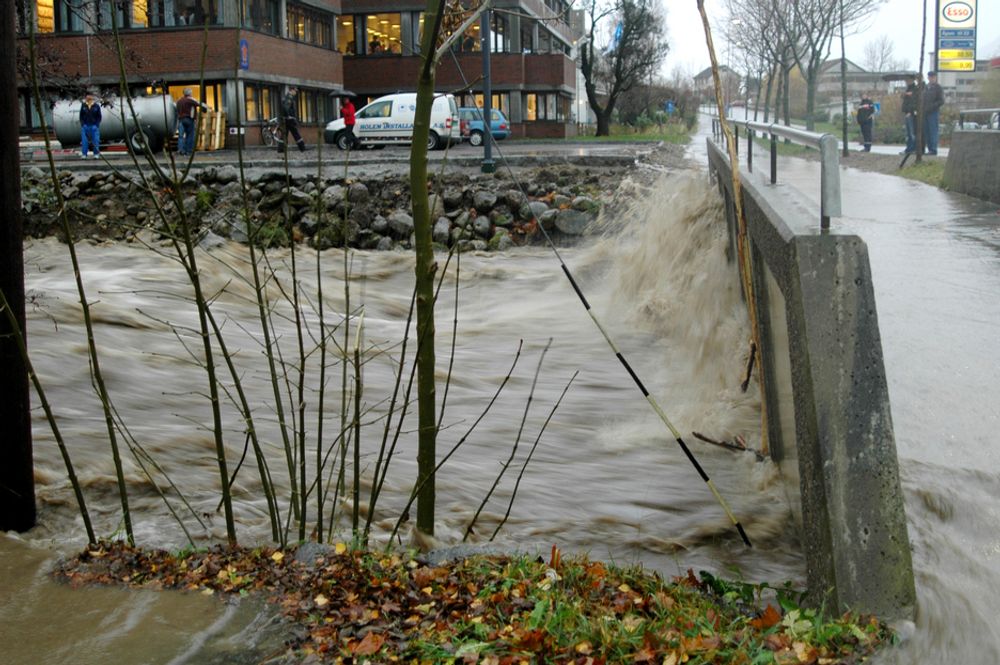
[3,142,999,662]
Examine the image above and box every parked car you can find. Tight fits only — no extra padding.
[324,92,459,150]
[458,107,511,146]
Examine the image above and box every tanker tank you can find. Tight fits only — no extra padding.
[53,94,177,153]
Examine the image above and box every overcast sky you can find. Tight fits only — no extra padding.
[662,0,1000,77]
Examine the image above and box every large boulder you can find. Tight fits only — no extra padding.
[520,200,549,222]
[442,188,464,209]
[555,209,592,235]
[322,184,346,206]
[388,211,414,237]
[433,216,451,244]
[473,215,492,239]
[348,182,370,203]
[472,190,497,212]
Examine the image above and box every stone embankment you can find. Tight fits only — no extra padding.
[19,161,629,251]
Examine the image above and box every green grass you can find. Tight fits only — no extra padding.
[899,158,945,187]
[513,122,693,145]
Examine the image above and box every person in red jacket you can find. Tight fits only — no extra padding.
[341,97,356,149]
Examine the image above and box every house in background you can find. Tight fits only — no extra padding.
[693,65,741,107]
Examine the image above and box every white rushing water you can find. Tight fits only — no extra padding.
[4,150,999,662]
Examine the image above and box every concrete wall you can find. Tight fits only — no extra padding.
[943,131,1000,205]
[707,140,916,621]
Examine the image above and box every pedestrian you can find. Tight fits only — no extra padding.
[901,75,917,155]
[175,88,210,156]
[79,91,102,159]
[856,95,875,152]
[922,71,944,155]
[280,85,307,153]
[341,96,356,149]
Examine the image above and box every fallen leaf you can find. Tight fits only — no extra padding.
[271,551,284,563]
[350,631,385,656]
[793,641,818,664]
[575,641,593,654]
[334,542,347,555]
[314,594,329,608]
[751,605,782,630]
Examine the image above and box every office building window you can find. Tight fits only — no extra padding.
[459,93,508,114]
[490,12,508,52]
[245,0,279,34]
[297,89,317,123]
[524,93,564,121]
[364,13,402,54]
[336,15,357,54]
[288,4,331,48]
[245,82,278,122]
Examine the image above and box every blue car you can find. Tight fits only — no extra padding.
[459,107,511,146]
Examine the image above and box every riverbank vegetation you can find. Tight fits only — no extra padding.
[57,541,891,664]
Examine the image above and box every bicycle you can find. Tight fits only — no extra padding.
[260,117,285,147]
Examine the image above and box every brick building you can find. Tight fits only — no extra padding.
[336,0,580,138]
[16,0,579,143]
[17,0,345,145]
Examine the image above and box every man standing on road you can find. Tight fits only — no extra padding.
[280,86,307,153]
[856,95,875,152]
[901,75,917,155]
[922,71,944,155]
[341,97,356,149]
[175,88,209,156]
[79,92,102,159]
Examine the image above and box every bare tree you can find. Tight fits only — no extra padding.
[772,0,884,130]
[579,0,669,136]
[862,34,896,71]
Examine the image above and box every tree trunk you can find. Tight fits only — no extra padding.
[595,110,611,136]
[0,0,35,533]
[805,69,817,131]
[409,0,445,536]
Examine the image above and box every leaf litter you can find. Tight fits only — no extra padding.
[53,541,891,664]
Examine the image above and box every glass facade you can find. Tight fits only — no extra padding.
[245,0,279,34]
[524,93,566,121]
[245,82,278,123]
[363,12,402,54]
[335,15,355,54]
[287,3,332,48]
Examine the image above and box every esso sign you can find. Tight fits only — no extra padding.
[942,2,974,23]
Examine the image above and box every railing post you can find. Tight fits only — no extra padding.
[735,124,739,156]
[747,128,753,172]
[819,134,842,231]
[959,112,964,129]
[770,132,777,185]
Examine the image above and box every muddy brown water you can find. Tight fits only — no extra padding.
[3,152,998,662]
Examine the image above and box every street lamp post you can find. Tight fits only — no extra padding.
[480,9,495,173]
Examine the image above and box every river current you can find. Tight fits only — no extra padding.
[2,152,998,662]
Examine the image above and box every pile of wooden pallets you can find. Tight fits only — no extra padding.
[196,110,226,151]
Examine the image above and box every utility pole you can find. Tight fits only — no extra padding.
[0,0,36,532]
[480,8,495,173]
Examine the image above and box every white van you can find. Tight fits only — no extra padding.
[324,92,459,150]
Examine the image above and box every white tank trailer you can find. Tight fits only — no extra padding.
[53,94,177,153]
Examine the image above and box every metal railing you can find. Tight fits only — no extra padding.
[711,116,841,231]
[957,107,1000,130]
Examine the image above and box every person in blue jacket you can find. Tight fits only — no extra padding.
[79,92,102,159]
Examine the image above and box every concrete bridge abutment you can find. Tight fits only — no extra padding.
[707,140,916,621]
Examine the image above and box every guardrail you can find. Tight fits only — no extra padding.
[710,116,841,231]
[958,107,1000,129]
